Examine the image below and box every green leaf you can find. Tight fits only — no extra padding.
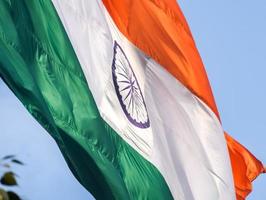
[3,164,10,169]
[11,160,24,166]
[0,172,17,186]
[0,188,9,200]
[7,192,21,200]
[1,155,15,160]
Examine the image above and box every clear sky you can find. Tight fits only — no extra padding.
[0,1,265,199]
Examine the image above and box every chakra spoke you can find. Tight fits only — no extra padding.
[118,80,131,84]
[117,72,130,80]
[120,85,132,92]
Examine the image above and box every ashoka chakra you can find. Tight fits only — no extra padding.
[112,41,150,129]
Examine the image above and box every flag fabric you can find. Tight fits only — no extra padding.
[0,0,264,199]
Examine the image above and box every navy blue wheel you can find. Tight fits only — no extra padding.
[112,41,150,129]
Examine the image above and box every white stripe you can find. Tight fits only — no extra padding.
[52,0,235,199]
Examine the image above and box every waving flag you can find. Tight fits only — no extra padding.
[0,0,264,199]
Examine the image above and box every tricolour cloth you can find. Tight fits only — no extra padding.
[0,1,264,199]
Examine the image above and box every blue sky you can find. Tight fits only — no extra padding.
[0,1,265,199]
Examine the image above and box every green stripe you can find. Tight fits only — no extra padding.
[0,1,173,199]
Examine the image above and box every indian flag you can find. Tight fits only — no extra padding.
[0,0,264,199]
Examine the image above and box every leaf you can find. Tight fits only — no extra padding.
[0,188,9,200]
[7,191,21,200]
[0,172,17,186]
[3,164,10,169]
[11,160,24,166]
[1,155,15,160]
